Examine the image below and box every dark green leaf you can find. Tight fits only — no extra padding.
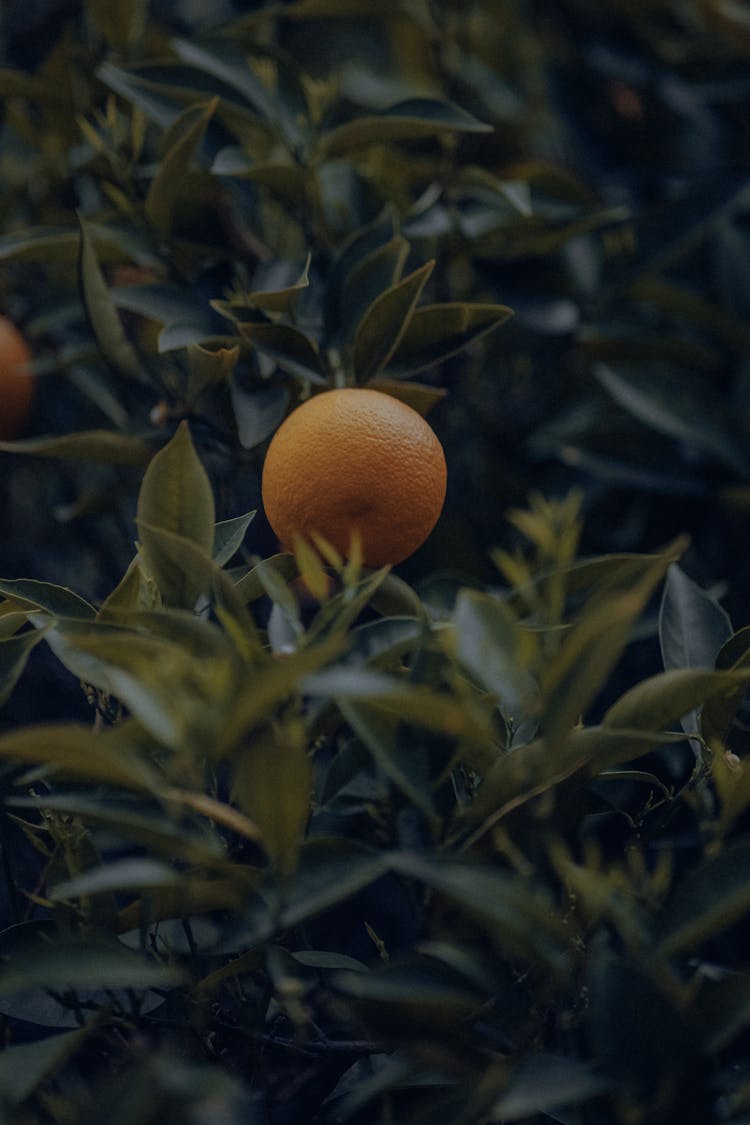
[49,859,180,901]
[145,98,218,238]
[492,1055,608,1120]
[78,220,142,381]
[0,722,160,792]
[0,578,96,619]
[604,668,750,733]
[231,382,290,449]
[213,511,256,567]
[87,0,147,49]
[384,302,513,377]
[0,941,185,996]
[0,430,155,467]
[353,260,434,381]
[0,1028,91,1104]
[702,625,750,746]
[239,322,327,383]
[0,626,49,707]
[655,839,750,957]
[340,235,410,338]
[136,421,215,555]
[318,98,492,158]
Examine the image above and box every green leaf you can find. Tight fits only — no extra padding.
[0,722,161,792]
[367,377,447,415]
[234,553,299,603]
[604,668,750,733]
[231,383,290,449]
[136,421,215,554]
[0,578,96,619]
[655,839,750,958]
[9,792,225,865]
[213,511,256,567]
[0,1028,92,1104]
[0,627,49,707]
[384,302,514,377]
[340,235,410,339]
[353,260,434,381]
[186,342,239,404]
[332,958,483,1025]
[145,98,219,237]
[218,637,343,756]
[49,858,180,901]
[492,1054,608,1121]
[659,563,732,741]
[0,429,154,466]
[232,719,311,879]
[87,0,147,49]
[243,254,312,315]
[694,972,750,1054]
[389,852,567,971]
[318,97,493,158]
[280,839,390,929]
[78,220,142,381]
[0,940,185,996]
[210,152,308,206]
[701,625,750,746]
[594,361,750,476]
[170,38,276,122]
[453,589,538,741]
[239,322,327,383]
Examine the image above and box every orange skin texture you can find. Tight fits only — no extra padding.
[261,388,447,568]
[0,316,33,441]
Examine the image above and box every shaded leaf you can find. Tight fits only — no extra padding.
[145,98,219,237]
[354,260,434,381]
[0,626,50,707]
[239,322,326,383]
[318,97,492,158]
[136,421,215,555]
[78,221,142,381]
[655,839,750,958]
[0,578,96,619]
[231,382,290,449]
[0,722,161,792]
[492,1054,608,1121]
[384,302,514,377]
[213,510,256,566]
[49,858,180,901]
[0,430,155,467]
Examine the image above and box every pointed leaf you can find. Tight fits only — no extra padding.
[604,667,750,732]
[0,722,162,792]
[0,430,154,466]
[0,578,96,619]
[78,221,142,380]
[340,235,410,339]
[232,719,311,878]
[702,625,750,745]
[145,98,218,237]
[0,627,49,706]
[656,840,750,957]
[353,260,434,381]
[318,98,493,158]
[213,511,256,567]
[136,421,215,552]
[49,859,180,901]
[384,302,514,377]
[239,322,326,383]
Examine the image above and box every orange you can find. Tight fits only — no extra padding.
[261,387,447,568]
[0,316,33,441]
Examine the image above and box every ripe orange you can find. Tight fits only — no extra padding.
[261,387,447,568]
[0,316,33,441]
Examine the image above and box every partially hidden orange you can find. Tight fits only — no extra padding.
[261,387,447,568]
[0,316,33,441]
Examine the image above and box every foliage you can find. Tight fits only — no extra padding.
[2,1,750,1122]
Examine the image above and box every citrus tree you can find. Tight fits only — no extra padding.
[2,2,750,1123]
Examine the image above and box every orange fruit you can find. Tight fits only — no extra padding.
[261,387,447,568]
[0,316,33,441]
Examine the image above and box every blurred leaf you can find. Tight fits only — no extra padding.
[210,151,308,205]
[87,0,147,50]
[0,940,185,996]
[231,381,290,448]
[604,667,750,733]
[78,221,142,381]
[49,858,180,901]
[235,553,299,603]
[390,852,567,970]
[383,302,513,377]
[694,972,750,1054]
[232,719,311,878]
[593,361,750,476]
[656,839,750,958]
[701,625,750,746]
[0,578,96,619]
[354,260,434,381]
[0,430,155,467]
[0,1026,93,1105]
[453,588,538,741]
[280,838,390,929]
[332,957,482,1027]
[213,510,256,566]
[0,722,161,792]
[367,376,447,414]
[659,563,732,743]
[171,38,276,122]
[318,98,492,158]
[145,98,218,238]
[492,1054,608,1121]
[137,420,215,556]
[0,626,50,707]
[186,343,239,404]
[239,322,326,383]
[218,636,342,755]
[9,792,225,865]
